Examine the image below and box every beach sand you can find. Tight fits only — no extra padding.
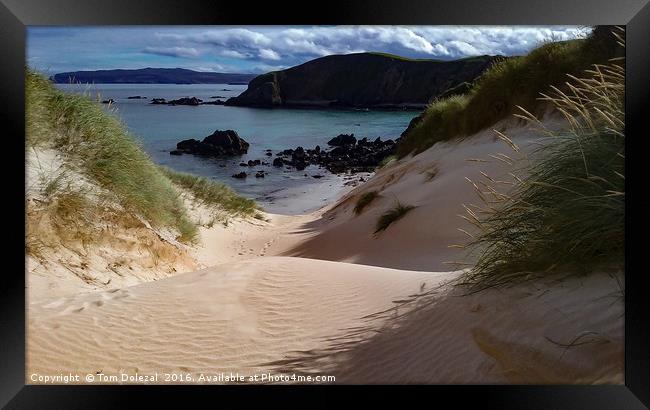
[26,117,624,384]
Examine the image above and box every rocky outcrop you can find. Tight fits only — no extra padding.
[171,130,249,157]
[150,97,226,106]
[226,52,502,109]
[274,136,398,174]
[327,133,357,146]
[167,97,202,106]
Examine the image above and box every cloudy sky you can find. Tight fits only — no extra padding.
[27,26,589,75]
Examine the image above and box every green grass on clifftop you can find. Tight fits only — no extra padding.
[397,26,625,157]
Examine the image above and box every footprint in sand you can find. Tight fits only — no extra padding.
[259,236,279,256]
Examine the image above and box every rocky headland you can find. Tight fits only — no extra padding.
[226,52,503,109]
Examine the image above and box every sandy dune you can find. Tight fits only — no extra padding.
[27,117,624,384]
[280,118,567,271]
[28,257,437,382]
[27,256,622,384]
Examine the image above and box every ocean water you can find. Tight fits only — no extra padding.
[56,83,417,214]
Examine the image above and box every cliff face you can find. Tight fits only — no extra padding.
[226,53,502,109]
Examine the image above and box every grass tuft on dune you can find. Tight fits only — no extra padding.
[354,191,380,215]
[461,28,625,288]
[397,26,625,157]
[375,202,416,233]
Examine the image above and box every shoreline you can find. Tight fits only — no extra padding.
[257,171,370,215]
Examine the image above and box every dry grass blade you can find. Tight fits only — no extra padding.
[458,29,625,290]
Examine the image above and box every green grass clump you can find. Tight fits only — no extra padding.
[461,38,625,289]
[160,167,259,217]
[397,26,625,157]
[354,191,379,215]
[375,202,416,233]
[26,70,197,242]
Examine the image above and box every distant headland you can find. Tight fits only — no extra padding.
[50,68,257,84]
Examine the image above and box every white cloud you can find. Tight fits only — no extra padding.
[192,63,240,72]
[192,28,272,48]
[216,49,251,59]
[150,26,589,65]
[143,46,200,58]
[259,48,281,60]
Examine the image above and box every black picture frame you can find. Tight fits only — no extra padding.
[2,0,649,407]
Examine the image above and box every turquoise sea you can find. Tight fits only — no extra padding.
[56,83,417,214]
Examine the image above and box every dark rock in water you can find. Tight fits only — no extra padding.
[177,138,201,151]
[174,130,249,157]
[255,171,265,178]
[101,99,115,104]
[232,171,247,179]
[240,162,248,166]
[312,174,324,179]
[168,97,202,106]
[330,146,349,157]
[170,150,183,156]
[127,95,146,99]
[152,96,226,106]
[201,130,249,154]
[292,147,306,161]
[328,133,356,146]
[265,152,273,156]
[210,96,226,99]
[273,133,400,174]
[200,100,226,105]
[247,159,261,166]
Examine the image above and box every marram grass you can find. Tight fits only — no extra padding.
[354,191,379,215]
[375,202,416,233]
[459,32,625,289]
[160,167,259,217]
[26,70,258,243]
